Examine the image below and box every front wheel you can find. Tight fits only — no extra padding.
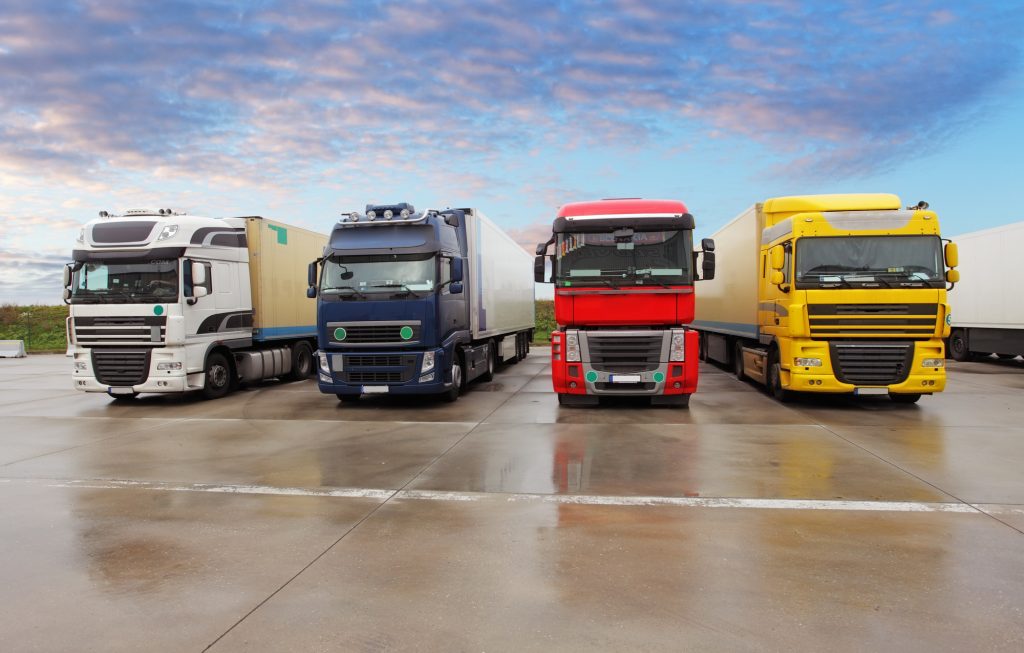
[890,393,922,404]
[767,351,794,403]
[442,354,464,403]
[202,352,232,400]
[285,341,314,381]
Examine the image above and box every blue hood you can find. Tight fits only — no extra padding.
[317,294,438,348]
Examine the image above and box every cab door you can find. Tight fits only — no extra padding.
[761,240,793,340]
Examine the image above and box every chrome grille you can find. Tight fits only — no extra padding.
[830,342,913,386]
[329,322,421,345]
[586,333,664,372]
[91,349,151,386]
[347,371,403,383]
[74,316,166,347]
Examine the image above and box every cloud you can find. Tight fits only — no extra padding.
[0,247,68,305]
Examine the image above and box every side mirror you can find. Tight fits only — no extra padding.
[193,286,209,298]
[701,251,716,281]
[770,270,785,286]
[451,257,464,283]
[62,288,71,302]
[534,255,546,283]
[306,286,317,298]
[444,212,461,227]
[770,246,785,271]
[450,281,463,294]
[944,242,959,268]
[701,238,715,252]
[946,269,960,284]
[192,261,207,286]
[535,243,547,256]
[62,264,72,288]
[307,261,318,287]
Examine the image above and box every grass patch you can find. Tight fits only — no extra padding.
[0,305,69,352]
[533,299,554,344]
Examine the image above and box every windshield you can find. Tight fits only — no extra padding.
[554,230,693,286]
[70,259,179,304]
[795,236,944,288]
[321,253,437,299]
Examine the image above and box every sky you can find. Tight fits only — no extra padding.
[2,0,1023,304]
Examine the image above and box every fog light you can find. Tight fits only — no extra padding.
[157,381,168,387]
[922,358,944,368]
[673,382,681,389]
[419,372,435,383]
[795,357,822,367]
[569,381,577,388]
[74,361,87,371]
[157,362,182,371]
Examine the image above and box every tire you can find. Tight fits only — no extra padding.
[890,393,922,404]
[336,394,360,403]
[732,340,745,379]
[285,341,314,381]
[480,341,496,382]
[767,350,794,403]
[698,332,708,362]
[949,330,973,362]
[202,352,233,400]
[442,353,464,402]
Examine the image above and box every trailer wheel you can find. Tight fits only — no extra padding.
[767,350,794,403]
[949,329,973,362]
[889,393,921,404]
[442,353,464,403]
[732,340,745,379]
[481,341,496,382]
[284,341,314,381]
[202,352,232,400]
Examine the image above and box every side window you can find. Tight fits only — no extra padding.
[439,257,452,294]
[183,260,212,296]
[782,242,793,285]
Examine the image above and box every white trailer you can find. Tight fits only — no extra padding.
[948,221,1024,361]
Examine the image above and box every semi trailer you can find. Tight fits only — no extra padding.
[534,198,716,407]
[947,221,1024,361]
[693,194,959,403]
[65,209,326,400]
[309,203,534,402]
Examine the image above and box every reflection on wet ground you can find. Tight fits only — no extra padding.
[1,351,1023,650]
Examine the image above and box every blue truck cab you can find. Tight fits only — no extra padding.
[308,203,534,403]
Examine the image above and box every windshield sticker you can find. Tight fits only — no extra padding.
[558,234,584,259]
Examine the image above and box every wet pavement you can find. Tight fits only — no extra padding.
[1,351,1023,651]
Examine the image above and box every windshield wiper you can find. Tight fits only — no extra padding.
[321,286,369,300]
[370,283,425,298]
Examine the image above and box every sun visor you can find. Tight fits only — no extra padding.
[327,224,438,254]
[553,213,694,233]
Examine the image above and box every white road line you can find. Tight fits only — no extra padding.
[5,477,1023,515]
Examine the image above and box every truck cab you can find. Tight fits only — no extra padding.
[536,199,715,407]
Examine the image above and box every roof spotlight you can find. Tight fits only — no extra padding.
[98,210,109,218]
[384,210,394,220]
[400,209,410,219]
[367,210,376,220]
[908,200,929,210]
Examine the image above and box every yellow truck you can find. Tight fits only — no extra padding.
[693,194,959,403]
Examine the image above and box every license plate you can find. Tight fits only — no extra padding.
[362,385,389,394]
[108,387,135,395]
[609,375,642,383]
[854,387,888,396]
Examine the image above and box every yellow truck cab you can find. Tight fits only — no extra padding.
[694,194,959,403]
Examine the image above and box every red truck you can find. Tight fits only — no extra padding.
[534,199,715,407]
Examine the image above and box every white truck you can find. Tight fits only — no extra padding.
[948,221,1024,361]
[65,209,327,399]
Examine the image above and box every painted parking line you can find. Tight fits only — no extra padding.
[5,477,1023,516]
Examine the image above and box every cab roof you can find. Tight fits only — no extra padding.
[558,198,689,218]
[763,193,901,214]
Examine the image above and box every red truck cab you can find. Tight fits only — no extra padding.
[535,199,715,407]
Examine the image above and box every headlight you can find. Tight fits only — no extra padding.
[421,351,435,373]
[74,361,87,371]
[318,351,330,372]
[565,333,581,362]
[795,357,822,367]
[157,362,182,370]
[922,358,945,368]
[156,224,179,241]
[670,331,686,361]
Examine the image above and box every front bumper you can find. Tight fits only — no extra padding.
[71,347,198,394]
[316,347,451,396]
[780,339,947,394]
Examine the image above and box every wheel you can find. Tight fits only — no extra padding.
[732,340,745,379]
[698,332,708,362]
[442,353,465,402]
[284,341,314,381]
[336,394,360,403]
[890,393,922,404]
[202,352,233,400]
[949,330,973,362]
[767,350,794,403]
[480,341,496,382]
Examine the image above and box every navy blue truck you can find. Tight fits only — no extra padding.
[308,203,535,402]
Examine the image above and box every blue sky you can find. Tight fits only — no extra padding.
[2,0,1023,303]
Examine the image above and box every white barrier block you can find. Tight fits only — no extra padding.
[0,340,27,358]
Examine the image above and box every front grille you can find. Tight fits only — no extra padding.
[329,323,421,344]
[347,371,403,383]
[587,333,664,372]
[91,349,151,386]
[808,303,938,338]
[830,342,913,386]
[346,355,404,367]
[74,316,166,347]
